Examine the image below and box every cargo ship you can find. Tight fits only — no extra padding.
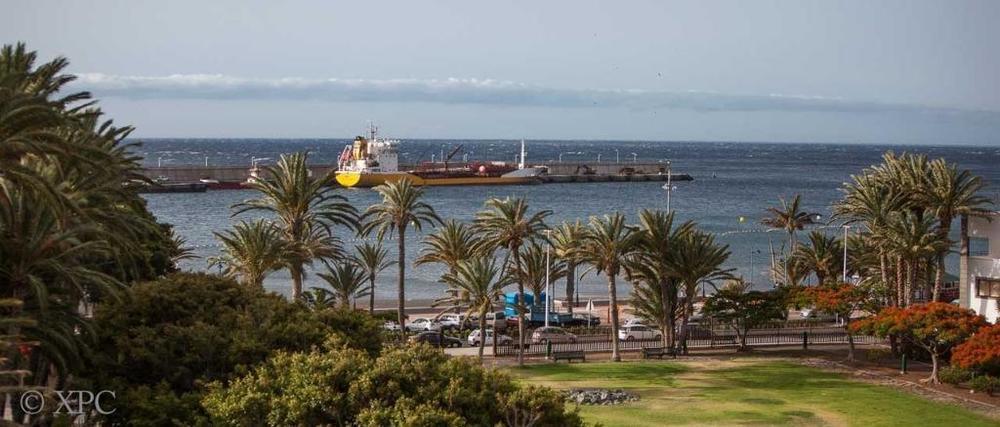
[334,124,544,188]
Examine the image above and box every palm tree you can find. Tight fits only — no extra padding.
[761,194,817,254]
[516,239,566,301]
[630,209,694,348]
[352,241,392,313]
[550,220,586,313]
[437,257,513,360]
[473,197,550,366]
[668,230,734,352]
[317,262,371,308]
[361,178,440,333]
[792,231,842,286]
[884,211,949,306]
[209,219,288,288]
[835,172,908,294]
[917,159,991,301]
[234,152,358,300]
[415,219,477,274]
[580,213,642,362]
[300,287,339,311]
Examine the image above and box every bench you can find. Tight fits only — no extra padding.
[641,346,677,359]
[551,350,586,363]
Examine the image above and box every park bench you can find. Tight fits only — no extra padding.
[641,346,676,359]
[551,350,586,363]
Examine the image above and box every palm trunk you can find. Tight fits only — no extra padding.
[668,285,678,350]
[933,218,950,302]
[879,252,890,304]
[512,245,526,367]
[681,286,695,354]
[478,308,488,361]
[609,272,621,362]
[397,227,407,338]
[290,263,304,301]
[368,274,376,313]
[895,257,905,307]
[845,315,855,362]
[659,278,673,349]
[905,260,914,307]
[565,262,576,313]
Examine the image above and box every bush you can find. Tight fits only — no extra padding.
[203,343,584,426]
[951,324,1000,377]
[84,272,381,425]
[938,366,973,385]
[969,376,1000,396]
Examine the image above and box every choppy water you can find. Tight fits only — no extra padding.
[136,139,1000,300]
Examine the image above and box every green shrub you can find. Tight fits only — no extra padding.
[938,366,973,385]
[203,343,584,426]
[84,272,381,425]
[969,376,1000,396]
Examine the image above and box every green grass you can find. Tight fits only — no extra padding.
[513,359,998,426]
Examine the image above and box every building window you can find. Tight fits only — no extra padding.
[976,278,1000,298]
[970,237,990,257]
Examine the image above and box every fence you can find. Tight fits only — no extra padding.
[494,330,884,357]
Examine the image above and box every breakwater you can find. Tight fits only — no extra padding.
[139,162,691,185]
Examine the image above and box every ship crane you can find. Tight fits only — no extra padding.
[443,144,464,172]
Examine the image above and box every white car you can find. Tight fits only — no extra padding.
[467,328,513,346]
[618,325,662,341]
[406,317,442,332]
[623,318,646,328]
[438,314,467,330]
[382,321,401,332]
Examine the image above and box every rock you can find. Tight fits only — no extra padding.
[563,388,638,405]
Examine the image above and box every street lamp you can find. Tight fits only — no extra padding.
[157,156,163,167]
[597,154,602,162]
[615,149,620,163]
[544,230,552,328]
[842,225,850,283]
[631,152,638,163]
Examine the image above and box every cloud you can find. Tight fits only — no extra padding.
[74,73,999,121]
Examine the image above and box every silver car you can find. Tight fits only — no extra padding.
[531,326,577,344]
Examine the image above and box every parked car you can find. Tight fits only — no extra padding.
[406,317,442,332]
[438,314,468,330]
[623,318,646,328]
[409,331,462,348]
[467,328,513,346]
[470,311,508,331]
[618,325,662,341]
[382,321,401,332]
[531,326,577,344]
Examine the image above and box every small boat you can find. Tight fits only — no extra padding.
[334,124,543,188]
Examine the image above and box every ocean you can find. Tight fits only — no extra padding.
[137,139,1000,301]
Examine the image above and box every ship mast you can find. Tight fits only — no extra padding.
[518,139,526,170]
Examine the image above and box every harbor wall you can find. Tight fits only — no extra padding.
[138,162,688,183]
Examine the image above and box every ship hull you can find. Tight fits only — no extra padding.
[334,171,538,188]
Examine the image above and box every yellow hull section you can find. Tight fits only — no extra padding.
[334,171,537,188]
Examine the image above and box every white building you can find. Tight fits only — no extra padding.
[960,212,1000,323]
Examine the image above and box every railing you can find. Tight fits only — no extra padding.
[494,330,884,357]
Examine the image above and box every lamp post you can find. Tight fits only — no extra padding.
[157,156,163,167]
[597,154,602,162]
[631,152,638,163]
[842,225,850,283]
[615,149,620,163]
[663,160,673,212]
[544,230,552,328]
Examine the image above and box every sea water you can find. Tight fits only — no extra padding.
[137,139,1000,301]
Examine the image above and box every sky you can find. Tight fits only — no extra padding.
[3,0,999,145]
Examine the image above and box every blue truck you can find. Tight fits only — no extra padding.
[504,292,574,327]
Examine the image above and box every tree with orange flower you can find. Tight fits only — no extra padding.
[806,283,868,362]
[951,324,1000,377]
[851,302,987,384]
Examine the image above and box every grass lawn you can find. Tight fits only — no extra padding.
[512,358,998,426]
